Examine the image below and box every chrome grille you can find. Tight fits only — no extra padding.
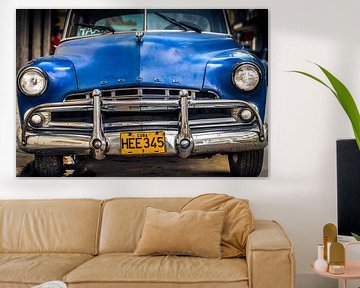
[25,88,258,136]
[64,87,219,102]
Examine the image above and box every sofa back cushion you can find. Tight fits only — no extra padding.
[0,199,102,254]
[99,198,189,253]
[181,194,254,258]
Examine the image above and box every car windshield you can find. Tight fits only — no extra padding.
[65,9,228,38]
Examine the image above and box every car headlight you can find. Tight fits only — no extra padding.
[232,63,261,92]
[18,67,48,96]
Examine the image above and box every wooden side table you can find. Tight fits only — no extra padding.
[311,242,360,288]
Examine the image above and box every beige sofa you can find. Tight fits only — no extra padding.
[0,198,294,288]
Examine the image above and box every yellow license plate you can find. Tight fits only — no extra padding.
[120,131,166,155]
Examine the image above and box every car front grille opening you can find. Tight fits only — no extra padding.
[51,111,93,123]
[114,89,138,97]
[48,108,232,126]
[103,111,179,123]
[195,91,218,99]
[142,88,166,96]
[189,108,232,120]
[64,93,90,102]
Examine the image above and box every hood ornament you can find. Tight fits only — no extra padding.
[135,31,144,42]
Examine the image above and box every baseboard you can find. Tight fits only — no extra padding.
[296,273,337,288]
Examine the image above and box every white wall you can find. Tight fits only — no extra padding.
[1,1,360,287]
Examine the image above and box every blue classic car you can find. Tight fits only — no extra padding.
[17,9,268,176]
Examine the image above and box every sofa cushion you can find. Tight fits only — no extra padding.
[99,198,190,253]
[0,199,103,254]
[181,194,254,258]
[134,207,225,258]
[63,253,248,286]
[0,253,93,285]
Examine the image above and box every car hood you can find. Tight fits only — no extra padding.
[56,32,239,91]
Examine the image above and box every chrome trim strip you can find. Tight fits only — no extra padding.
[38,105,93,113]
[62,9,71,41]
[44,118,244,130]
[38,119,251,131]
[223,9,231,35]
[144,8,147,31]
[47,122,93,129]
[102,99,180,111]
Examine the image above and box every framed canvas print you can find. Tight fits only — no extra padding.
[16,9,268,177]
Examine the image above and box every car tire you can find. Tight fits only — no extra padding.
[228,149,264,177]
[70,155,89,176]
[33,155,64,177]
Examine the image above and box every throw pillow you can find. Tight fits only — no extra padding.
[134,207,225,258]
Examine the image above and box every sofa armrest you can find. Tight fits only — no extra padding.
[246,220,295,288]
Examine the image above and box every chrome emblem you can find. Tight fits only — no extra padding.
[135,31,144,42]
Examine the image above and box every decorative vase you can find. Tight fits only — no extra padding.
[314,244,328,272]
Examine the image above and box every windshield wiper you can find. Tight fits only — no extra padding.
[153,11,202,33]
[74,22,115,34]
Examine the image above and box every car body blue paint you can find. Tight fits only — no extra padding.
[55,32,241,91]
[17,31,267,121]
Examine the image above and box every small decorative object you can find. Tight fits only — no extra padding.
[327,242,332,264]
[311,235,360,288]
[328,264,345,275]
[323,223,337,261]
[329,242,345,275]
[314,244,328,272]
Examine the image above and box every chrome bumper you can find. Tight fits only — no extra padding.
[18,89,268,159]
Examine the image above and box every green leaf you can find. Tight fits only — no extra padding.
[289,64,360,150]
[288,70,337,98]
[351,232,360,241]
[316,64,360,150]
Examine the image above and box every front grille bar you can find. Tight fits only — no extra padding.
[64,87,219,102]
